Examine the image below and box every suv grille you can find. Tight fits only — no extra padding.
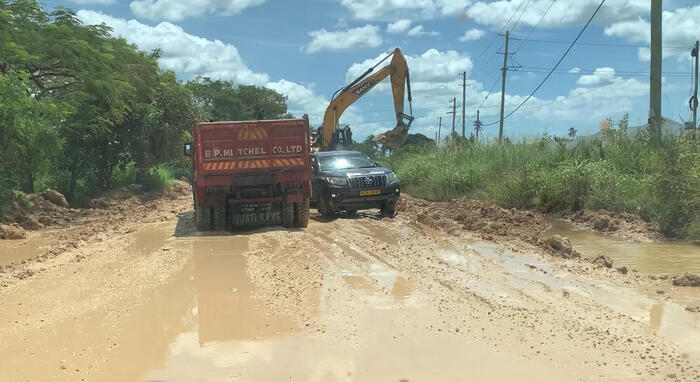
[348,175,386,189]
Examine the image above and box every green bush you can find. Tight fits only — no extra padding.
[112,161,137,187]
[137,164,174,192]
[386,133,699,242]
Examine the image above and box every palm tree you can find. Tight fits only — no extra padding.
[568,127,578,139]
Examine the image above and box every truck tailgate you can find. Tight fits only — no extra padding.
[195,119,309,174]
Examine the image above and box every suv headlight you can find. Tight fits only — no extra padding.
[386,172,398,184]
[326,176,347,185]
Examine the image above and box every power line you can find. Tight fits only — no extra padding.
[512,0,557,53]
[472,0,528,67]
[509,46,691,113]
[510,36,688,49]
[510,0,533,34]
[517,67,692,77]
[482,0,607,127]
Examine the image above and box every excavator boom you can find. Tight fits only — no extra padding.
[318,48,413,150]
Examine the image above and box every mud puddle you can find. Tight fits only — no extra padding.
[0,233,56,266]
[544,219,700,274]
[467,241,700,360]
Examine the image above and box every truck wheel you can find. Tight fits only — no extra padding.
[381,201,396,218]
[294,198,310,228]
[282,201,294,228]
[214,205,227,231]
[318,197,334,219]
[196,206,212,231]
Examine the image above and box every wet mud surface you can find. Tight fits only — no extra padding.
[0,193,699,381]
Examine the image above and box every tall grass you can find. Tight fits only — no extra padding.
[387,132,699,242]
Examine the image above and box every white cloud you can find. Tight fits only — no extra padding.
[407,25,439,36]
[266,80,328,126]
[347,49,473,85]
[70,0,116,4]
[339,0,472,20]
[387,19,412,33]
[302,25,383,54]
[129,0,265,22]
[603,18,649,42]
[568,67,581,74]
[459,28,485,42]
[77,10,268,85]
[604,4,700,61]
[468,0,648,29]
[576,67,617,86]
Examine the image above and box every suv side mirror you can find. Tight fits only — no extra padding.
[184,142,192,157]
[374,160,382,167]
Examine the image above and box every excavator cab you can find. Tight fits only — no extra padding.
[312,125,353,151]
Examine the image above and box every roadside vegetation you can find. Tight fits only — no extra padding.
[0,0,291,216]
[355,122,699,242]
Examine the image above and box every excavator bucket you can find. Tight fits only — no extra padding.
[373,123,410,148]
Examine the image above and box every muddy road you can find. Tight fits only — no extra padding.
[1,191,699,381]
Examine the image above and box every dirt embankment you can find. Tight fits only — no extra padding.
[397,195,698,285]
[0,181,191,285]
[398,195,547,245]
[567,209,658,242]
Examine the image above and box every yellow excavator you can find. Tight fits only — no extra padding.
[314,48,414,151]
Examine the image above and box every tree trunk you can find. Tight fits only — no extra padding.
[68,167,78,203]
[20,169,35,194]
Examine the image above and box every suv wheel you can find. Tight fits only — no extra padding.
[318,196,335,219]
[381,201,396,218]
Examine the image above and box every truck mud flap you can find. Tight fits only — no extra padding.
[231,202,282,227]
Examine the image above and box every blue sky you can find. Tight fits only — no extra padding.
[45,0,700,141]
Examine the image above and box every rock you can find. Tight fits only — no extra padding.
[0,223,28,240]
[41,189,68,208]
[656,289,665,295]
[20,216,44,230]
[544,235,578,258]
[593,216,610,230]
[593,255,613,268]
[170,180,191,196]
[127,184,143,193]
[90,198,112,209]
[672,273,700,287]
[615,266,628,274]
[685,306,700,313]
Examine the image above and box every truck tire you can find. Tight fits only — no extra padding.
[294,198,310,228]
[281,201,295,228]
[196,205,212,231]
[214,205,227,231]
[381,201,396,218]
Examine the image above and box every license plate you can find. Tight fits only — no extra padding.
[359,189,381,196]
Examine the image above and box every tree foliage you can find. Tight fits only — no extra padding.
[0,0,290,209]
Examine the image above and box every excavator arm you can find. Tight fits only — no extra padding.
[318,48,413,150]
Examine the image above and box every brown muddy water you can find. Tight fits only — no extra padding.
[544,219,700,275]
[0,233,56,266]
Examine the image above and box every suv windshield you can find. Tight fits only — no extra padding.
[318,153,375,171]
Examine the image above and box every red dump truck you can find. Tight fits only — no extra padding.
[184,117,312,231]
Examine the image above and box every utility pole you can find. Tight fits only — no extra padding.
[474,109,482,141]
[448,97,457,134]
[437,116,442,147]
[498,30,510,144]
[649,0,662,143]
[461,71,467,138]
[691,40,699,129]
